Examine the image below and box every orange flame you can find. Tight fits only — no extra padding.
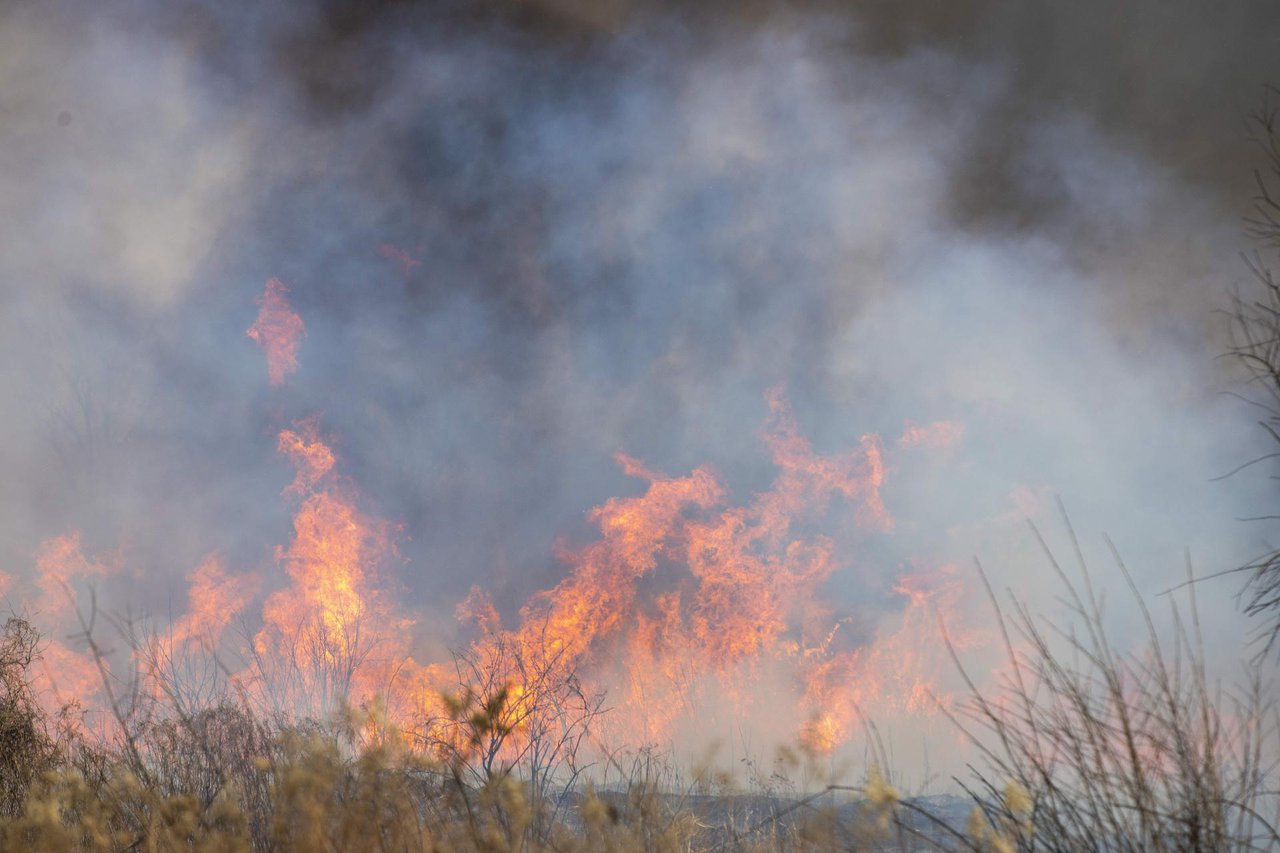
[138,554,260,710]
[17,355,978,764]
[252,421,411,719]
[796,563,976,751]
[246,277,304,387]
[169,555,258,650]
[897,419,964,451]
[30,533,112,721]
[377,243,422,275]
[446,389,939,753]
[277,418,336,497]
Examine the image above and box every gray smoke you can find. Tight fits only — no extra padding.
[2,0,1280,768]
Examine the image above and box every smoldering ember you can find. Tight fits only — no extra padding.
[4,2,1280,850]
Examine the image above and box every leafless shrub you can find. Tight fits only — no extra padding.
[0,617,62,816]
[935,514,1280,852]
[1222,90,1280,655]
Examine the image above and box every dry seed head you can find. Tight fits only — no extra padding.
[1003,780,1031,816]
[864,765,899,808]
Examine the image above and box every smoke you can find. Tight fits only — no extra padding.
[3,0,1280,774]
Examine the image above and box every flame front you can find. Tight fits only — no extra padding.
[448,388,961,754]
[16,281,979,766]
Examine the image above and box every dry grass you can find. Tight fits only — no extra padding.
[1,522,1278,851]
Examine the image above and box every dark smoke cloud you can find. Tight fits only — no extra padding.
[2,0,1280,745]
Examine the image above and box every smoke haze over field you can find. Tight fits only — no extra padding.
[3,0,1280,773]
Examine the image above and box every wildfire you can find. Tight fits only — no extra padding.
[252,420,415,720]
[448,387,967,754]
[13,279,981,765]
[246,277,304,387]
[29,533,113,722]
[167,555,258,651]
[277,418,336,497]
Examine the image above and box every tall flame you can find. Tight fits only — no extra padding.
[252,419,412,719]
